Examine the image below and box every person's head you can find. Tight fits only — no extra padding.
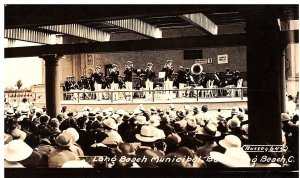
[22,98,28,103]
[179,66,184,71]
[127,61,133,68]
[39,115,49,125]
[147,62,153,70]
[201,105,208,113]
[288,95,294,101]
[226,68,230,72]
[49,118,60,129]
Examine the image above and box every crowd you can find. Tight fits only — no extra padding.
[4,97,299,168]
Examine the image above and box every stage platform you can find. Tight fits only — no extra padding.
[34,97,247,112]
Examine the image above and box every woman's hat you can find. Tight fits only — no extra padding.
[196,123,221,138]
[281,113,291,122]
[55,132,73,147]
[135,125,159,142]
[102,118,118,130]
[219,135,242,149]
[209,147,252,167]
[4,139,33,162]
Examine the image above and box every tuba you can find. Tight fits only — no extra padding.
[191,63,203,75]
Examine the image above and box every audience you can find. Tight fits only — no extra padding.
[3,98,299,168]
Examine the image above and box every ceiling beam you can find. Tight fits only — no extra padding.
[5,33,247,58]
[5,5,240,28]
[106,19,162,38]
[39,24,110,42]
[4,28,62,44]
[179,13,218,35]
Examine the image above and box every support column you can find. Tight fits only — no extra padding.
[41,54,62,118]
[246,17,284,146]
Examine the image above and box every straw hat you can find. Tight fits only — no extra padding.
[102,118,118,130]
[6,109,15,117]
[4,139,33,162]
[227,117,241,129]
[116,109,127,115]
[176,109,186,119]
[64,128,80,142]
[148,115,161,127]
[55,132,73,147]
[135,116,147,125]
[209,147,252,167]
[196,123,221,138]
[135,125,159,142]
[219,135,242,149]
[133,108,142,115]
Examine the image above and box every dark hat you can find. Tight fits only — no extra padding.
[176,110,186,119]
[196,123,221,138]
[88,111,96,118]
[55,133,73,147]
[67,112,74,117]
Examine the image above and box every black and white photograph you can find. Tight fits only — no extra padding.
[2,4,299,178]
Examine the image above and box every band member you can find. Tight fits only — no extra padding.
[176,66,186,98]
[185,68,195,97]
[109,64,120,101]
[87,70,96,99]
[144,62,156,100]
[232,70,242,87]
[78,75,90,99]
[123,61,137,101]
[78,75,90,90]
[91,66,104,101]
[161,60,174,100]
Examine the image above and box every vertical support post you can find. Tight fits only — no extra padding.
[41,54,62,118]
[246,16,284,146]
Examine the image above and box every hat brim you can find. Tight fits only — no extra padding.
[219,140,241,149]
[4,142,33,162]
[135,134,158,142]
[196,127,221,137]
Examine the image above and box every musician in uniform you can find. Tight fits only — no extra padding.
[64,76,73,100]
[161,60,174,100]
[198,72,209,97]
[185,68,196,97]
[123,61,137,101]
[91,66,104,101]
[176,66,186,98]
[212,72,222,97]
[144,62,156,100]
[109,64,120,101]
[232,70,242,87]
[78,75,90,99]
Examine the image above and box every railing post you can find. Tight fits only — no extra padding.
[78,92,80,103]
[241,88,243,100]
[196,89,199,101]
[111,91,113,103]
[152,89,155,102]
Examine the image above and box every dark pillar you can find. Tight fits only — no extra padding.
[246,17,284,146]
[41,54,62,118]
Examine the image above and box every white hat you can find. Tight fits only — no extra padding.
[133,108,142,115]
[242,124,249,135]
[184,105,191,111]
[4,140,33,162]
[210,147,252,167]
[64,128,79,142]
[227,117,241,129]
[219,135,242,149]
[116,109,127,115]
[135,116,147,125]
[102,118,118,130]
[135,125,159,142]
[139,104,145,111]
[148,115,161,127]
[169,104,175,110]
[62,160,93,168]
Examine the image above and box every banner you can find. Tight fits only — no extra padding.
[217,54,228,64]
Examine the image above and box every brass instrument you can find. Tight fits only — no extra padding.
[191,63,203,75]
